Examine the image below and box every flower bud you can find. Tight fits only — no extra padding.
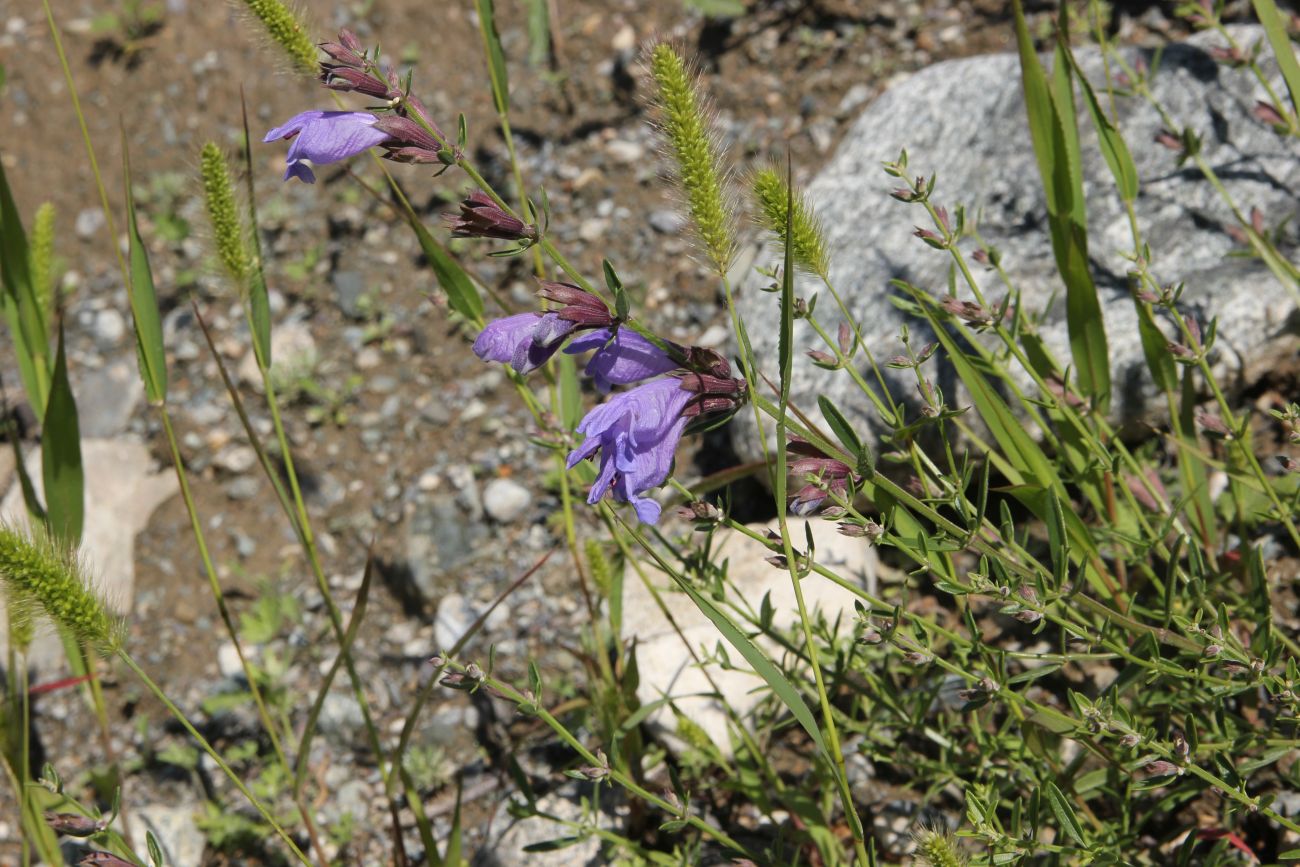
[45,812,107,837]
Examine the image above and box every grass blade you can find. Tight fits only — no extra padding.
[0,158,51,412]
[1063,37,1138,202]
[240,89,273,367]
[41,322,84,546]
[524,0,550,68]
[475,0,511,115]
[1252,0,1300,119]
[1012,0,1110,409]
[663,563,827,756]
[121,136,168,405]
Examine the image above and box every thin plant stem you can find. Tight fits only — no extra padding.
[115,651,312,864]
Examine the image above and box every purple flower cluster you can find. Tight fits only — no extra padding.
[472,284,743,524]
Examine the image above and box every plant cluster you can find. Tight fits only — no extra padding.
[2,0,1299,864]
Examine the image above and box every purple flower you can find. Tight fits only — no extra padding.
[471,312,576,375]
[564,328,681,392]
[566,378,693,524]
[263,110,391,183]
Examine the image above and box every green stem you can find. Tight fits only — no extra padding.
[116,651,311,864]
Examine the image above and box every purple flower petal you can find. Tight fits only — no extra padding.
[472,313,542,364]
[565,327,680,392]
[567,378,692,524]
[265,111,390,183]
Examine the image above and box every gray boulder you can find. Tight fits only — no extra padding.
[734,26,1297,460]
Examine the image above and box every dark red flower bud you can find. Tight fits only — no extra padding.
[444,191,537,242]
[45,812,107,837]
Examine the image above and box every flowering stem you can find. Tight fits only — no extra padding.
[456,662,755,857]
[115,651,312,863]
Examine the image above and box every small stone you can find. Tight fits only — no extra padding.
[579,218,609,242]
[605,139,645,164]
[75,207,105,240]
[214,445,257,474]
[331,270,368,320]
[224,476,260,501]
[483,477,531,523]
[92,308,127,346]
[217,642,244,678]
[648,209,686,235]
[611,23,636,53]
[433,593,510,652]
[357,347,382,370]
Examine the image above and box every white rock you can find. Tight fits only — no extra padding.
[482,477,531,523]
[623,518,880,758]
[236,320,318,388]
[213,445,257,475]
[217,641,244,679]
[605,138,645,164]
[0,439,178,669]
[134,802,206,867]
[433,592,509,652]
[92,308,127,346]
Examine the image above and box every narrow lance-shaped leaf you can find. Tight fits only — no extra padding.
[1062,36,1138,202]
[1012,0,1110,409]
[1252,0,1300,122]
[42,321,84,546]
[240,90,273,367]
[0,157,51,411]
[122,136,168,404]
[475,0,511,116]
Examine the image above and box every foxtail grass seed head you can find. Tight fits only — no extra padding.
[239,0,317,74]
[200,142,250,287]
[648,42,736,274]
[751,167,830,279]
[0,524,123,655]
[914,826,967,867]
[30,201,57,320]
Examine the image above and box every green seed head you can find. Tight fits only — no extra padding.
[648,43,736,275]
[0,524,123,655]
[752,166,830,280]
[239,0,318,75]
[914,826,967,867]
[200,142,250,288]
[30,202,57,321]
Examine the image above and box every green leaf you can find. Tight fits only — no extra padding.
[0,156,51,412]
[41,323,84,545]
[815,396,866,469]
[1062,37,1138,201]
[240,90,273,367]
[604,259,629,320]
[1044,780,1086,846]
[1012,0,1109,409]
[442,781,463,867]
[410,217,484,323]
[556,352,582,429]
[122,139,168,404]
[685,0,746,16]
[524,0,550,68]
[1279,848,1300,860]
[910,286,1057,490]
[475,0,511,116]
[146,830,164,867]
[665,567,827,756]
[1252,0,1300,121]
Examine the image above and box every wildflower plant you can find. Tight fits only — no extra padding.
[8,0,1300,864]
